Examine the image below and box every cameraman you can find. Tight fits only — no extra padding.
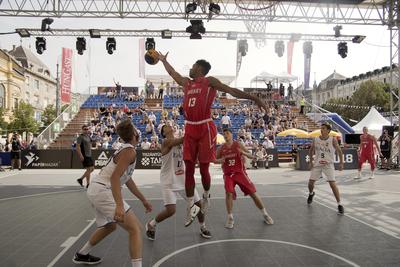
[378,129,392,170]
[11,132,22,170]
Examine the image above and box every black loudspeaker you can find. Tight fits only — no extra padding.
[382,126,396,138]
[344,134,362,144]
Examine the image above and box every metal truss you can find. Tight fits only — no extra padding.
[0,0,390,25]
[18,28,365,42]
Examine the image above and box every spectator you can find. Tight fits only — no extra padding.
[288,83,293,100]
[149,82,155,98]
[378,129,392,170]
[300,96,305,114]
[244,116,252,130]
[158,81,165,99]
[279,83,285,99]
[10,132,22,170]
[220,112,231,129]
[148,112,157,124]
[262,137,274,150]
[141,138,151,150]
[165,82,170,96]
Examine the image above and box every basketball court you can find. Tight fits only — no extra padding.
[0,166,399,266]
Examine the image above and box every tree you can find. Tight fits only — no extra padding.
[0,108,8,134]
[41,104,56,128]
[322,80,389,124]
[8,101,39,135]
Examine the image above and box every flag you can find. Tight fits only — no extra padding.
[287,40,295,74]
[61,48,73,103]
[138,38,146,78]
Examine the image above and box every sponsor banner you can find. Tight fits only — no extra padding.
[296,148,358,170]
[287,40,294,74]
[71,150,115,169]
[61,48,73,103]
[22,150,71,169]
[136,150,162,169]
[0,152,11,166]
[266,148,279,168]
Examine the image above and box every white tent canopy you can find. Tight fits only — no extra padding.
[352,107,390,136]
[251,71,277,83]
[277,72,298,83]
[251,71,297,84]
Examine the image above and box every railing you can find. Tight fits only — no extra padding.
[36,94,88,149]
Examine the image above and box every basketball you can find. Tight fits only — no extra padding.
[145,49,159,65]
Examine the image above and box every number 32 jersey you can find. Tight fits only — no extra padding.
[220,141,245,175]
[183,77,216,122]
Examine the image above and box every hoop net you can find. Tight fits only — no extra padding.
[235,0,277,48]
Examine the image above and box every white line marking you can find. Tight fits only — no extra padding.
[314,200,400,240]
[152,239,360,267]
[0,189,83,201]
[0,172,19,180]
[124,195,304,201]
[47,219,96,267]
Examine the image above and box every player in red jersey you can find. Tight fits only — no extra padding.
[157,52,268,223]
[216,128,273,229]
[356,126,382,179]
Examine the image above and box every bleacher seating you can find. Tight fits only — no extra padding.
[81,95,144,109]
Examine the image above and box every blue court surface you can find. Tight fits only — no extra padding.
[0,167,399,267]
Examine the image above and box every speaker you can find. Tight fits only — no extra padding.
[344,134,362,144]
[382,126,395,138]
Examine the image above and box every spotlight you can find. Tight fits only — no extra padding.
[16,29,30,38]
[41,17,54,32]
[145,38,155,50]
[89,29,101,38]
[106,37,116,54]
[186,20,205,39]
[35,37,46,55]
[209,3,221,15]
[333,25,342,38]
[185,2,197,14]
[161,30,172,39]
[338,42,348,58]
[352,35,365,43]
[238,40,248,57]
[76,37,86,55]
[275,40,285,57]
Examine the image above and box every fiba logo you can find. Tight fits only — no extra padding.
[141,157,150,166]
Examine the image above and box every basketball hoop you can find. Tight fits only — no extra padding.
[235,0,277,48]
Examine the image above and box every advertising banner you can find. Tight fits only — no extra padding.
[61,48,73,103]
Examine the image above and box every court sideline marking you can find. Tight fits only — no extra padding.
[0,189,83,201]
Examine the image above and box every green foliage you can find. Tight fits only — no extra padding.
[8,101,39,134]
[321,80,390,125]
[0,108,8,134]
[41,104,56,128]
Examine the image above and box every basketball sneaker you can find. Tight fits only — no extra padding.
[72,252,102,265]
[263,214,274,225]
[307,192,315,204]
[145,221,156,241]
[77,178,84,187]
[355,172,361,180]
[185,204,200,227]
[200,226,212,239]
[369,171,375,179]
[338,205,344,215]
[201,193,211,214]
[225,216,234,229]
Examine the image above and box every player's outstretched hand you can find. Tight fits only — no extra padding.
[158,51,169,62]
[254,98,268,114]
[142,200,153,213]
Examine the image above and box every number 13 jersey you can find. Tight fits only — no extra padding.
[183,77,216,122]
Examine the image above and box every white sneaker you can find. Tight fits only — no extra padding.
[263,214,274,225]
[201,193,210,214]
[225,217,234,229]
[370,172,375,179]
[185,204,200,227]
[355,172,361,179]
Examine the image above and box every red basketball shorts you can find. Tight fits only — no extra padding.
[183,121,216,163]
[224,171,256,200]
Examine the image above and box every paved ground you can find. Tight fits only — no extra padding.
[0,165,399,267]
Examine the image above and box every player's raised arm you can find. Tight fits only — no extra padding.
[238,142,255,160]
[208,76,268,113]
[158,52,189,87]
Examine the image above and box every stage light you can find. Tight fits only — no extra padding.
[275,40,285,57]
[338,42,348,58]
[185,2,197,14]
[161,30,172,39]
[41,18,53,32]
[35,37,46,54]
[334,25,342,38]
[238,40,248,57]
[209,3,221,15]
[145,38,155,50]
[186,20,205,39]
[89,29,101,38]
[106,37,116,54]
[76,37,86,55]
[352,35,365,43]
[16,29,30,38]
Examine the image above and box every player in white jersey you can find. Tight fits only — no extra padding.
[145,124,212,240]
[307,123,345,215]
[73,120,152,267]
